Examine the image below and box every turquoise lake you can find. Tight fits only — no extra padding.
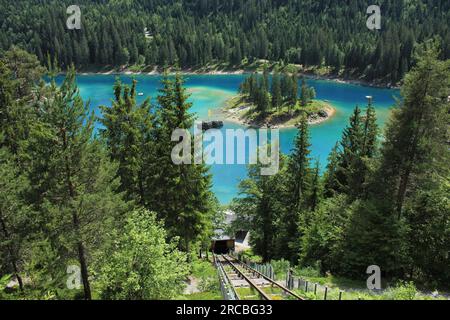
[67,74,399,204]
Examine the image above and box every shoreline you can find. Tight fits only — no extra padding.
[74,66,397,89]
[216,97,337,129]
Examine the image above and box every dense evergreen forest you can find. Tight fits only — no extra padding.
[231,40,450,289]
[1,0,450,84]
[0,46,219,299]
[0,0,449,301]
[239,68,316,115]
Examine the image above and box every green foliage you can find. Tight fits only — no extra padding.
[293,265,322,278]
[405,185,450,286]
[373,40,450,217]
[236,249,263,264]
[0,49,217,300]
[191,259,216,279]
[278,115,313,263]
[271,259,290,279]
[0,47,45,154]
[240,71,303,115]
[96,209,189,300]
[235,41,450,290]
[338,199,409,278]
[0,274,12,299]
[385,281,418,300]
[2,1,449,83]
[151,72,216,253]
[231,153,288,262]
[300,77,315,106]
[0,148,31,291]
[271,70,282,111]
[24,68,132,299]
[1,16,450,299]
[299,195,349,273]
[100,78,153,204]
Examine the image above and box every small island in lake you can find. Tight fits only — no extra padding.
[221,95,335,128]
[219,70,336,128]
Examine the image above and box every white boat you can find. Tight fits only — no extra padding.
[138,92,144,96]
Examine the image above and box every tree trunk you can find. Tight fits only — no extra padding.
[396,167,411,219]
[71,211,91,300]
[62,128,91,300]
[395,74,429,219]
[0,212,24,291]
[185,236,191,263]
[139,170,145,206]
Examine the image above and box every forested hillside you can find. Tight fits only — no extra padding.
[0,47,219,299]
[1,0,450,83]
[231,40,450,289]
[0,0,449,301]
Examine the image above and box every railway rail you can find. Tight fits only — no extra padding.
[214,254,304,301]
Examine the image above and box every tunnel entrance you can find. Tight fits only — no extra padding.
[211,238,235,254]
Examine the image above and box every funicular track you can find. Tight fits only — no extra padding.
[214,254,304,301]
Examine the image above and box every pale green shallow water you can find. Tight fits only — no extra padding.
[57,74,399,204]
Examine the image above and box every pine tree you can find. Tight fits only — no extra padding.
[362,100,378,158]
[373,40,450,217]
[300,77,309,106]
[0,48,45,155]
[257,88,270,116]
[341,41,450,281]
[152,72,215,254]
[323,143,340,198]
[308,160,321,212]
[289,74,298,107]
[271,70,282,111]
[289,114,312,210]
[26,68,129,299]
[335,106,365,198]
[100,78,153,204]
[0,149,30,291]
[280,115,312,263]
[231,155,287,262]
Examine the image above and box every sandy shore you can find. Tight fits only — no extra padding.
[80,66,246,76]
[217,101,336,129]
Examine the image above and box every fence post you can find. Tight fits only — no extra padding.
[339,291,343,301]
[314,283,317,295]
[288,270,294,290]
[305,281,308,292]
[324,286,328,300]
[286,270,289,288]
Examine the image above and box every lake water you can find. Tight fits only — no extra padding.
[66,74,399,204]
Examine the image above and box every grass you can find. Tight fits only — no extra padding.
[236,249,263,264]
[180,291,222,300]
[191,259,217,279]
[235,287,260,300]
[179,258,223,300]
[291,267,447,300]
